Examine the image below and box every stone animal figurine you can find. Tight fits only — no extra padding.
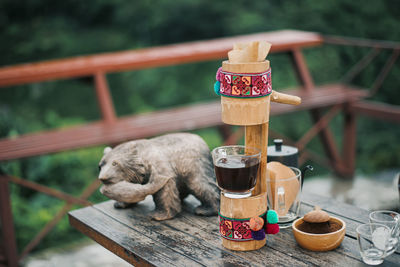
[98,133,220,220]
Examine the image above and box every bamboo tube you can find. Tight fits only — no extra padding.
[220,42,270,251]
[218,41,301,251]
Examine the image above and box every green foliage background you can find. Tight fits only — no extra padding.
[0,0,399,252]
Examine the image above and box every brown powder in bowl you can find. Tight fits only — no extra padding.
[297,219,342,234]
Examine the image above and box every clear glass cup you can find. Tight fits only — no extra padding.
[369,210,400,256]
[266,167,302,228]
[356,223,390,265]
[211,145,261,199]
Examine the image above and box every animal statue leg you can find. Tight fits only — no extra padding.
[151,179,181,221]
[188,175,219,216]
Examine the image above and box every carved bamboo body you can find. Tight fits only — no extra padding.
[218,41,300,251]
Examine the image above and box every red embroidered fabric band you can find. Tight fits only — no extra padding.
[215,68,272,98]
[218,212,266,241]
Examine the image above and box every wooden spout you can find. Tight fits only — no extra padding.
[271,91,301,105]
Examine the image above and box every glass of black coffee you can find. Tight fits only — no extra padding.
[211,145,261,199]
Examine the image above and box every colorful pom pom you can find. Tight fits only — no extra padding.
[216,67,222,81]
[249,216,264,231]
[214,81,221,95]
[266,223,280,235]
[267,210,279,224]
[251,229,266,240]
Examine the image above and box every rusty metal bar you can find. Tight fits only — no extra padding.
[7,175,92,206]
[19,179,101,260]
[0,175,18,267]
[94,72,117,123]
[341,48,381,84]
[295,105,342,151]
[369,49,400,96]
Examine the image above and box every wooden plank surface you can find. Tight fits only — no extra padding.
[69,193,399,266]
[69,207,201,267]
[0,85,367,161]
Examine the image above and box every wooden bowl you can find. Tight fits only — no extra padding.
[292,216,346,251]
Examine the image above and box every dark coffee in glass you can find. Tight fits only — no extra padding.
[212,146,261,198]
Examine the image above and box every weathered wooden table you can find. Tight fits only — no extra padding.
[68,193,400,266]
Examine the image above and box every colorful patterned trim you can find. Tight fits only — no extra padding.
[215,68,272,98]
[218,212,266,241]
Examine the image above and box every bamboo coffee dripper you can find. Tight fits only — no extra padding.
[219,41,301,251]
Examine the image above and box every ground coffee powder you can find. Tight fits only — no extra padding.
[297,219,342,234]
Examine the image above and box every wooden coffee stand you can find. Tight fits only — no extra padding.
[218,41,301,251]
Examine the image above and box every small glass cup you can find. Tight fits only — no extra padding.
[266,167,302,228]
[211,145,261,199]
[356,223,390,265]
[369,210,400,256]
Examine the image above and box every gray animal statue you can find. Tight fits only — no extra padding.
[98,132,220,220]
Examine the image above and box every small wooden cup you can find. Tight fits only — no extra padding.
[292,216,346,251]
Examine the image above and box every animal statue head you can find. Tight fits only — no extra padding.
[98,142,148,185]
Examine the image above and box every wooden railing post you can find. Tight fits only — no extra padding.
[342,103,357,177]
[0,175,18,267]
[94,72,116,124]
[290,48,347,176]
[290,48,314,92]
